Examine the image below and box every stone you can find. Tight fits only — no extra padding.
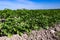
[55,27,60,31]
[50,30,55,33]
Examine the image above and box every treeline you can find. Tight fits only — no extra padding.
[0,9,60,37]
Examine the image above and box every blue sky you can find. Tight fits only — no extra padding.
[0,0,60,9]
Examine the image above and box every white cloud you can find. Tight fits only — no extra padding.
[0,1,43,9]
[0,0,60,10]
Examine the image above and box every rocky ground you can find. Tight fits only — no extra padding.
[0,24,60,40]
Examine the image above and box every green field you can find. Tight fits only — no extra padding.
[0,9,60,37]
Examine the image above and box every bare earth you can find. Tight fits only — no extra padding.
[0,24,60,40]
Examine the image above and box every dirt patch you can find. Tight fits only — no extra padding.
[0,24,60,40]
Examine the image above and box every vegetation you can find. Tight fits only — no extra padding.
[0,9,60,37]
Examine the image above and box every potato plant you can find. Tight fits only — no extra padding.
[0,9,60,37]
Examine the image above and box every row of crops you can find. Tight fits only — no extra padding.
[0,9,60,37]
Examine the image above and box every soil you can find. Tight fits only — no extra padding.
[0,24,60,40]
